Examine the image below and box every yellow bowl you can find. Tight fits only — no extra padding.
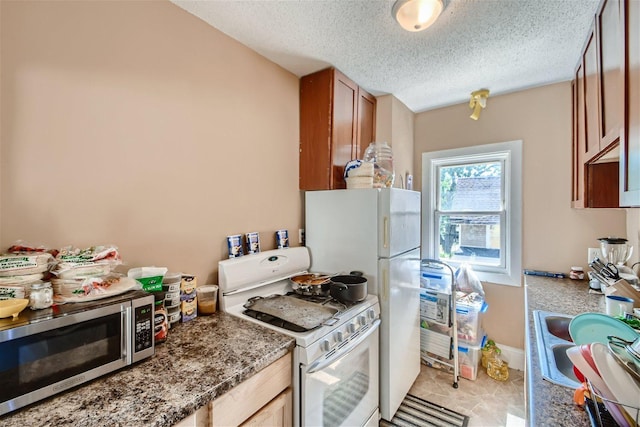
[0,299,29,319]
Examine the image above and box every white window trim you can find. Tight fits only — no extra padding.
[422,140,523,287]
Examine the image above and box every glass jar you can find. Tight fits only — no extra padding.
[29,281,53,310]
[363,141,395,188]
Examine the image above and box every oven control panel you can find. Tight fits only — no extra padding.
[302,300,380,365]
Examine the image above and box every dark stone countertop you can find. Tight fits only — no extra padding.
[0,312,295,427]
[525,275,606,427]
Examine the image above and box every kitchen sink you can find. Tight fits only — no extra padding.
[533,310,581,388]
[545,315,573,341]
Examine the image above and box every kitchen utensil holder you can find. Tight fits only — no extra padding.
[585,379,640,427]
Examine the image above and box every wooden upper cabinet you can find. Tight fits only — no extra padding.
[620,0,640,206]
[299,67,377,190]
[597,0,624,148]
[584,26,601,162]
[356,88,377,159]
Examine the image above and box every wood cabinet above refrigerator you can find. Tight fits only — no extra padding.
[299,67,376,190]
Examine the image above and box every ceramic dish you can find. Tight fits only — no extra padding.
[592,342,640,424]
[569,312,638,345]
[567,344,632,426]
[567,345,610,396]
[0,298,29,319]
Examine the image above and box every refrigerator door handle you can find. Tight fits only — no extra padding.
[383,216,389,248]
[382,269,388,300]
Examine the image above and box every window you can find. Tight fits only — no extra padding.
[422,140,522,286]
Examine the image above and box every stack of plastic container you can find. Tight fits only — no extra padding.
[420,260,488,381]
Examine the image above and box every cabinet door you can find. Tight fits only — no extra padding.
[584,26,601,161]
[356,88,377,160]
[572,66,587,208]
[299,69,333,190]
[241,388,292,427]
[332,70,358,190]
[620,0,640,206]
[598,0,623,148]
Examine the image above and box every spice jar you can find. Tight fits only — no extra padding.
[570,266,585,280]
[29,281,53,310]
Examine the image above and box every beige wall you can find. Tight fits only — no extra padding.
[375,95,415,189]
[415,82,627,348]
[1,0,301,284]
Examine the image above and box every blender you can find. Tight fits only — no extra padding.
[598,237,638,285]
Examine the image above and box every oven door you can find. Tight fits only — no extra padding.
[0,302,129,415]
[301,319,380,427]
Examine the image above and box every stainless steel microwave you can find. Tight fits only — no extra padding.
[0,290,155,415]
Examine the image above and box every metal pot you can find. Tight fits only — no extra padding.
[290,273,331,296]
[329,272,367,303]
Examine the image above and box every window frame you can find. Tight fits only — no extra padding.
[422,140,523,287]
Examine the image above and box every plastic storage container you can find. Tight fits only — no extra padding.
[456,299,488,343]
[421,261,453,294]
[458,335,487,381]
[363,141,395,188]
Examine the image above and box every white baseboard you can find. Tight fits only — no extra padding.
[495,343,525,371]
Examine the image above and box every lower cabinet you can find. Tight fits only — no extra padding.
[174,352,292,427]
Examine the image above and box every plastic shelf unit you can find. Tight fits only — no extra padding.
[419,259,459,388]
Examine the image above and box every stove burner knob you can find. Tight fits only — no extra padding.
[348,322,356,333]
[358,315,367,326]
[321,339,331,352]
[335,331,344,343]
[367,309,376,320]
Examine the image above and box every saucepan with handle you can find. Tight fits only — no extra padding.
[290,273,333,296]
[329,271,368,304]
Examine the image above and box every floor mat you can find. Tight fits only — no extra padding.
[380,394,470,427]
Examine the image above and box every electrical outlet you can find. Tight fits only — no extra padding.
[588,247,601,263]
[299,229,305,246]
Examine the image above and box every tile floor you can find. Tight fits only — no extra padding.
[408,362,526,427]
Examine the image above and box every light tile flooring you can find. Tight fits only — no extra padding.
[408,363,526,427]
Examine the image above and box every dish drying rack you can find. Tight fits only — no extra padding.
[584,379,640,427]
[419,259,459,388]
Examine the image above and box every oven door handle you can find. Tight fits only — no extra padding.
[306,319,380,374]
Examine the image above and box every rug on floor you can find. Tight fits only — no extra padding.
[380,394,470,427]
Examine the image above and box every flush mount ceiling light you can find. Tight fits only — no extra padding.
[469,89,490,120]
[392,0,444,32]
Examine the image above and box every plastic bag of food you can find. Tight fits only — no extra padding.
[0,253,54,276]
[52,274,141,302]
[455,263,484,298]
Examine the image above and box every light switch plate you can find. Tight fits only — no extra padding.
[588,247,601,263]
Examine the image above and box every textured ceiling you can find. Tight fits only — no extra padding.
[171,0,600,113]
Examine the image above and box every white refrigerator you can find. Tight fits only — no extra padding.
[305,188,421,422]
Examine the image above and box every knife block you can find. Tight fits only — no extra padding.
[603,279,640,308]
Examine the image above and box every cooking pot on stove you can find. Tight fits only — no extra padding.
[290,273,331,297]
[330,272,367,303]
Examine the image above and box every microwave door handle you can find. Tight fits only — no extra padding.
[122,306,130,363]
[306,319,380,374]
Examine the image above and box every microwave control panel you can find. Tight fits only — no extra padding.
[134,303,153,352]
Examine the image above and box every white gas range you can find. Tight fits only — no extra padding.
[218,247,380,427]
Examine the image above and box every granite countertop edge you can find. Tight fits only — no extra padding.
[0,312,296,427]
[525,275,606,427]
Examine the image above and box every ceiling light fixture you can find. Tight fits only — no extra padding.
[392,0,444,32]
[469,89,490,120]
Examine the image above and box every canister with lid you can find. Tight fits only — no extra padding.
[153,292,169,344]
[29,281,53,310]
